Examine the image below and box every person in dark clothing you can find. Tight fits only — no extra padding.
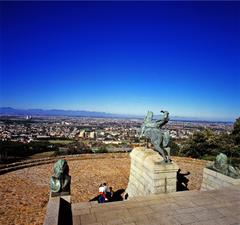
[177,169,190,191]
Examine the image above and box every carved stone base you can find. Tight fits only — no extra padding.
[50,191,71,203]
[126,147,179,198]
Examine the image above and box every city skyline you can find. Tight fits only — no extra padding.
[1,1,240,121]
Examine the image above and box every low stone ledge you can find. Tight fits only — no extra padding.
[0,153,129,175]
[201,167,240,191]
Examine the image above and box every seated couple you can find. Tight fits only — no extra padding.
[98,183,114,203]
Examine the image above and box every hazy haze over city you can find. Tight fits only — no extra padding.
[1,1,239,121]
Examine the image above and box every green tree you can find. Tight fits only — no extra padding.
[168,139,180,156]
[180,123,240,159]
[95,146,108,153]
[232,117,240,145]
[180,129,220,158]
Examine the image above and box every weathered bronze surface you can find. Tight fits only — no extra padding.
[140,110,171,162]
[208,153,240,178]
[50,159,71,194]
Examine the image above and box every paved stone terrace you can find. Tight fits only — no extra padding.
[72,185,240,225]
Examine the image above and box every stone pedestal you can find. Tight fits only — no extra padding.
[44,196,72,225]
[50,191,71,203]
[201,167,240,191]
[126,147,179,198]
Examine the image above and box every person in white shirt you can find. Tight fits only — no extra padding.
[98,183,108,203]
[99,184,105,194]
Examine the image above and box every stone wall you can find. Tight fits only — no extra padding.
[126,147,179,198]
[0,153,128,175]
[201,167,240,191]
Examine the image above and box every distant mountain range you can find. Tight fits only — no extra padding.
[0,107,134,118]
[0,107,234,123]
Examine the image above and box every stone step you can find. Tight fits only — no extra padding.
[72,186,240,225]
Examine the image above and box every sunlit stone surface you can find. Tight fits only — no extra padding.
[126,147,179,197]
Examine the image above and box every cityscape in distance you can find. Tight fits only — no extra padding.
[0,106,235,163]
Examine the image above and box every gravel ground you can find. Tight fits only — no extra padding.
[0,154,207,225]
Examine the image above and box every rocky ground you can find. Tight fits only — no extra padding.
[0,154,207,225]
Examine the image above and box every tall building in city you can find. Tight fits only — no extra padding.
[79,130,85,138]
[89,131,96,139]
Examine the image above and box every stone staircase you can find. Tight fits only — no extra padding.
[71,186,240,225]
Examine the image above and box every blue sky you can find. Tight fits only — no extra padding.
[0,1,240,121]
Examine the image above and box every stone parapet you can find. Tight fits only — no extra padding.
[201,167,240,191]
[126,147,179,198]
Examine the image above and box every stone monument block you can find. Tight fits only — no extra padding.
[126,147,179,198]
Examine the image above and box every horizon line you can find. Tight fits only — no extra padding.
[0,106,236,123]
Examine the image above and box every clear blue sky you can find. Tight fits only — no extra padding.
[1,1,239,121]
